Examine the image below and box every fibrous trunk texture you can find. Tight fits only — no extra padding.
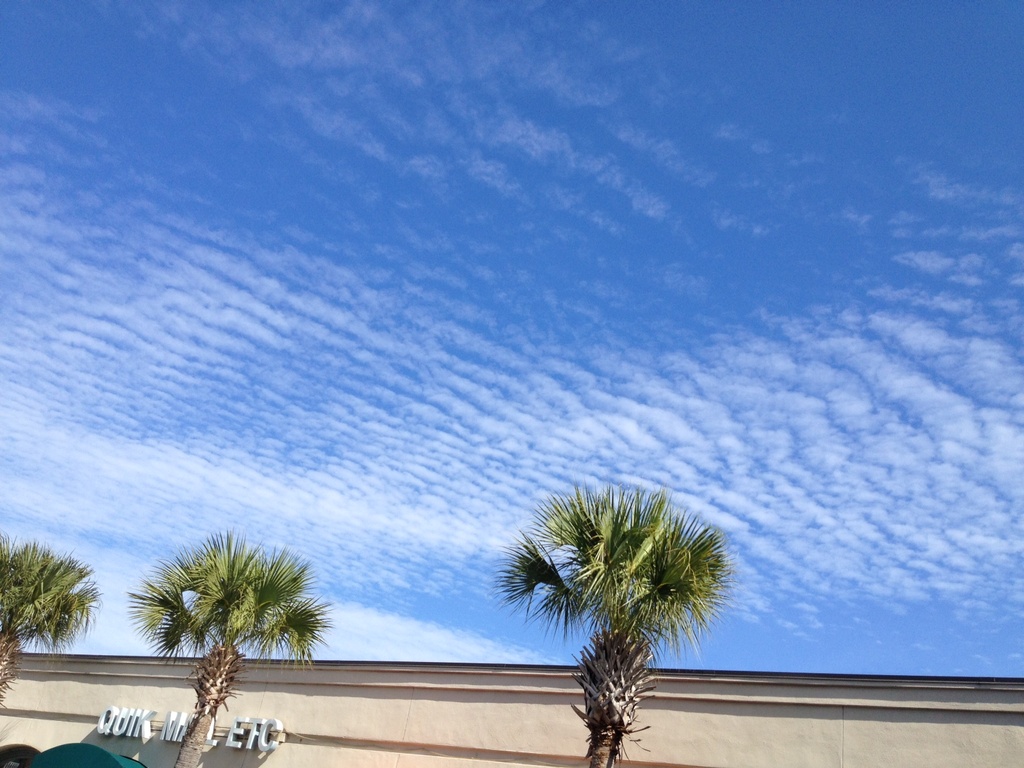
[174,711,213,768]
[573,631,655,768]
[172,644,245,768]
[0,632,22,707]
[192,643,244,717]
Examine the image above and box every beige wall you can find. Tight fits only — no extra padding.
[2,655,1023,768]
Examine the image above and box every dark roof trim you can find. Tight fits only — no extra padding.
[26,652,1024,687]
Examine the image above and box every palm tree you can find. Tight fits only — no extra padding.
[128,532,332,768]
[497,485,734,768]
[0,533,100,706]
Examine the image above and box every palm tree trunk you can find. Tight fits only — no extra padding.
[0,631,21,707]
[588,731,617,768]
[173,711,213,768]
[192,644,244,715]
[573,631,655,768]
[171,645,245,768]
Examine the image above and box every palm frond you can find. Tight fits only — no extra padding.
[497,485,734,654]
[496,536,585,638]
[128,531,332,662]
[254,597,332,661]
[0,533,100,653]
[498,487,733,768]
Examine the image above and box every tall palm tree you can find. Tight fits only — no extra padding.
[0,533,100,706]
[497,485,734,768]
[128,532,332,768]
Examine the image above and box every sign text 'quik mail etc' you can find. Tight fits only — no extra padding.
[97,705,284,752]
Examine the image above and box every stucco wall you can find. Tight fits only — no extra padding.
[1,655,1022,768]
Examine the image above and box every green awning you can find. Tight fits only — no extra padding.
[30,743,147,768]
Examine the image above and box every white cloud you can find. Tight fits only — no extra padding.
[713,208,769,236]
[3,4,1024,671]
[322,604,549,663]
[612,124,715,186]
[894,250,955,275]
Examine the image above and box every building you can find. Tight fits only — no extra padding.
[2,654,1023,768]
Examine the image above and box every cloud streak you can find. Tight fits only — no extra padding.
[2,147,1022,665]
[2,3,1023,673]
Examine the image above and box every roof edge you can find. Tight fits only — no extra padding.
[22,652,1024,687]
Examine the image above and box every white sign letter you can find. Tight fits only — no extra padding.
[225,717,250,748]
[258,719,283,752]
[161,711,189,742]
[97,706,118,736]
[111,707,131,736]
[132,710,156,740]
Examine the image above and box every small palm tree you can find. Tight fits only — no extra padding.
[128,532,332,768]
[0,533,100,706]
[497,485,734,768]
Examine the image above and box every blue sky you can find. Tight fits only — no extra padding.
[1,2,1023,676]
